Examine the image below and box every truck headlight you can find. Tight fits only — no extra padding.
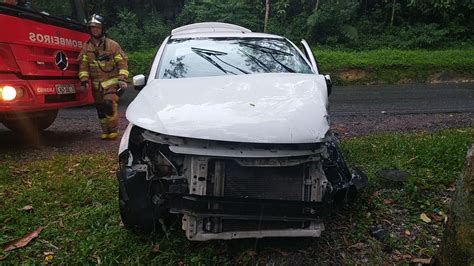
[1,86,17,101]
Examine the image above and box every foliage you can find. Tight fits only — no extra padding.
[175,0,263,31]
[1,128,472,263]
[83,0,473,52]
[107,9,170,52]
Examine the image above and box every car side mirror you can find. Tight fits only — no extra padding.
[324,74,332,96]
[133,74,147,91]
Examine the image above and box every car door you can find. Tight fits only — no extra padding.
[300,39,319,74]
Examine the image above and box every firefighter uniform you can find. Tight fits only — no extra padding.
[78,37,129,137]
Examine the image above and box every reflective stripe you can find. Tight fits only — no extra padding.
[81,54,89,62]
[114,54,124,62]
[89,60,106,68]
[118,69,129,77]
[78,71,89,79]
[92,81,100,89]
[101,77,118,88]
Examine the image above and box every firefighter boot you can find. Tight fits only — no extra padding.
[108,131,119,140]
[104,93,119,140]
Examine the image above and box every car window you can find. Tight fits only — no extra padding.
[156,37,314,79]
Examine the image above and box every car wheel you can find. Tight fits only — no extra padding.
[323,134,357,202]
[2,109,58,131]
[117,168,168,233]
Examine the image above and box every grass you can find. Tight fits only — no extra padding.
[0,128,472,264]
[126,47,474,85]
[314,48,474,85]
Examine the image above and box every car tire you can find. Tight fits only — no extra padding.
[323,134,357,202]
[2,109,58,131]
[118,177,156,232]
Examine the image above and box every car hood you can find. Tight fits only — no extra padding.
[126,73,330,144]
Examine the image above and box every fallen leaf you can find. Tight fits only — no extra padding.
[269,248,288,256]
[349,242,368,250]
[151,244,160,253]
[404,230,411,236]
[412,257,431,264]
[420,213,431,223]
[59,219,64,228]
[92,254,101,264]
[38,239,59,250]
[43,251,54,256]
[446,186,456,192]
[383,198,394,205]
[247,251,257,256]
[17,205,33,211]
[2,227,43,252]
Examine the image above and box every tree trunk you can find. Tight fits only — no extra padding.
[315,0,320,12]
[264,0,270,33]
[437,145,474,265]
[390,0,396,26]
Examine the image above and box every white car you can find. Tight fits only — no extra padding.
[117,22,366,241]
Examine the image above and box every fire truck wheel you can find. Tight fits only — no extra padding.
[2,109,58,131]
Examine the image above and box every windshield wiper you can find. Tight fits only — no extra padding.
[191,47,250,75]
[238,42,296,73]
[238,42,294,56]
[191,47,236,75]
[240,49,271,72]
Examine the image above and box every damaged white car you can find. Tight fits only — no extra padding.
[117,22,367,241]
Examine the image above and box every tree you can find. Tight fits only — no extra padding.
[437,145,474,264]
[264,0,270,32]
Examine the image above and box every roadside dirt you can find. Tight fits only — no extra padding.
[331,113,474,139]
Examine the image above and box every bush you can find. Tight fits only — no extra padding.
[175,0,262,31]
[127,49,157,76]
[108,9,170,52]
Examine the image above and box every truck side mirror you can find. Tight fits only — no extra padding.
[132,74,147,91]
[324,74,332,96]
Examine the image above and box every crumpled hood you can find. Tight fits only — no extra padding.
[126,73,330,144]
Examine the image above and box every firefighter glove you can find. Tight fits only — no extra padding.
[118,80,128,90]
[80,81,89,92]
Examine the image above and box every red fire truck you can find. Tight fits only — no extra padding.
[0,0,92,131]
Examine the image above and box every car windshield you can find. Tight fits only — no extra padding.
[156,37,313,79]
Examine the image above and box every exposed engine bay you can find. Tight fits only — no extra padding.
[117,126,367,241]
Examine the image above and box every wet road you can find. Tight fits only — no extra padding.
[0,83,473,154]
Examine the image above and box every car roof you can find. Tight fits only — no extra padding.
[170,22,284,40]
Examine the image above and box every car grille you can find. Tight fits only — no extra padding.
[222,160,304,201]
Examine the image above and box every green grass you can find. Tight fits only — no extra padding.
[314,48,474,85]
[126,47,474,85]
[0,128,472,264]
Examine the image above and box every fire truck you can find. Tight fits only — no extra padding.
[0,0,92,131]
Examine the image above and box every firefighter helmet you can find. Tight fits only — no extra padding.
[87,14,105,28]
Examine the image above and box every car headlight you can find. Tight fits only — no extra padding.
[1,86,17,101]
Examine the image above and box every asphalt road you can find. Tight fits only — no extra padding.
[0,83,473,154]
[330,83,474,116]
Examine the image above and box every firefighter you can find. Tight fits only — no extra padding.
[78,14,129,140]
